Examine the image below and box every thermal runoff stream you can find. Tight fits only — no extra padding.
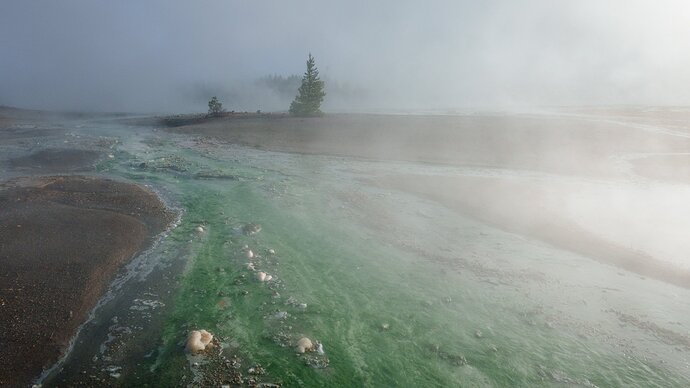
[22,117,690,387]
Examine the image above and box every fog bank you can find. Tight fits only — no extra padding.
[2,0,690,112]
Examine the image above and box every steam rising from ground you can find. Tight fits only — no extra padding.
[2,0,690,112]
[561,180,690,270]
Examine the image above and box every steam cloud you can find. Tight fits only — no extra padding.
[1,0,690,112]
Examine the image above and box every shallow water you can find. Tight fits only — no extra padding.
[15,118,690,387]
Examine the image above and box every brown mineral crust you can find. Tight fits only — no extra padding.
[0,175,174,387]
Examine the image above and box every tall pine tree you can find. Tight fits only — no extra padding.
[289,53,326,116]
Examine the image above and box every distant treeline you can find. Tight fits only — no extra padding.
[255,74,302,100]
[181,75,368,113]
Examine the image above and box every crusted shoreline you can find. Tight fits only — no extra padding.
[0,175,175,387]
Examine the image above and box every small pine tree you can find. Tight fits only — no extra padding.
[289,54,326,116]
[208,96,224,116]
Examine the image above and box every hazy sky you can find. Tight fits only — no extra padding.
[2,0,690,112]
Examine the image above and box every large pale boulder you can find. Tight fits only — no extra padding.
[296,337,313,353]
[185,329,214,353]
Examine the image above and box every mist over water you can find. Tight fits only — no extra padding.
[10,113,685,387]
[3,1,690,387]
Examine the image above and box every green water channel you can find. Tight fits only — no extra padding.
[84,123,690,387]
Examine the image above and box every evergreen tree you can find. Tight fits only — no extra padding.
[289,54,326,116]
[208,96,224,116]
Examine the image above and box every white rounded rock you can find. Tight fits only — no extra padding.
[195,226,205,233]
[185,329,214,353]
[199,329,213,346]
[296,337,313,353]
[245,249,254,259]
[256,271,267,282]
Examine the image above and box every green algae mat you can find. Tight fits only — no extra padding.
[39,121,690,387]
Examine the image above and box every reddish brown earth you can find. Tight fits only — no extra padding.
[0,176,174,387]
[8,149,102,173]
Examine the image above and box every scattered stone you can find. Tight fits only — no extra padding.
[195,226,205,233]
[246,249,254,259]
[248,364,265,375]
[475,330,483,338]
[246,262,255,271]
[381,323,390,331]
[256,272,267,282]
[273,311,288,320]
[130,298,165,311]
[105,365,122,379]
[432,345,468,366]
[285,297,308,309]
[302,347,330,369]
[267,248,276,255]
[242,223,262,236]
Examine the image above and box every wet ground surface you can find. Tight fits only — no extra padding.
[7,148,103,173]
[2,109,690,387]
[0,113,175,387]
